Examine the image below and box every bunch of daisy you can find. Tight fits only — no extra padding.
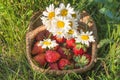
[41,3,79,39]
[41,3,95,47]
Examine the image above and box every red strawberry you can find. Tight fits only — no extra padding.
[82,53,91,65]
[57,47,73,60]
[53,36,66,43]
[58,58,70,70]
[49,63,59,70]
[73,47,85,56]
[45,50,61,63]
[73,44,87,56]
[57,47,66,58]
[33,53,46,66]
[66,38,75,48]
[32,42,45,55]
[35,30,46,41]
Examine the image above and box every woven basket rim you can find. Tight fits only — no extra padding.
[26,11,98,75]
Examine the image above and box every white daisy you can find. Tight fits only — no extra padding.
[56,3,75,17]
[68,17,78,29]
[65,29,78,39]
[41,4,58,32]
[52,16,71,32]
[52,30,66,38]
[38,39,58,49]
[71,11,80,21]
[43,4,56,20]
[75,31,95,46]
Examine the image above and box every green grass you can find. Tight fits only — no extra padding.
[0,0,120,80]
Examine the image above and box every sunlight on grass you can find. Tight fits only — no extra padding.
[0,0,120,80]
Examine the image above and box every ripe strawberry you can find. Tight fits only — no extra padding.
[66,38,75,48]
[58,58,71,70]
[33,53,46,66]
[32,42,45,55]
[73,47,85,56]
[57,47,66,58]
[73,43,87,56]
[49,63,59,70]
[53,36,66,43]
[45,50,61,63]
[57,47,73,60]
[35,30,46,41]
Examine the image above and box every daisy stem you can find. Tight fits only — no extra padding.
[48,33,52,39]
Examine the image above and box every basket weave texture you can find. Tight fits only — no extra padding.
[26,11,98,75]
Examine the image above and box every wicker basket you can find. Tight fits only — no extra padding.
[26,11,98,75]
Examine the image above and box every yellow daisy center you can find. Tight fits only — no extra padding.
[43,41,51,45]
[61,9,68,16]
[57,32,62,35]
[68,29,74,34]
[48,12,55,19]
[69,21,73,27]
[57,21,65,28]
[72,14,76,18]
[81,35,89,40]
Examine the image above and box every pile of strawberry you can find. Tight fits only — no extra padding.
[31,30,91,70]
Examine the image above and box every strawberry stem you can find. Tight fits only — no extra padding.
[62,48,71,55]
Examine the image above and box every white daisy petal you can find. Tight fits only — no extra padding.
[46,7,49,11]
[66,3,70,8]
[89,31,93,35]
[43,11,48,16]
[60,3,65,9]
[55,8,60,15]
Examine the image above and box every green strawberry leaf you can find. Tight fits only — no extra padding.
[76,43,87,50]
[74,55,89,68]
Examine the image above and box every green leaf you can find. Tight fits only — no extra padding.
[26,10,33,16]
[98,38,113,48]
[99,7,114,18]
[99,7,106,14]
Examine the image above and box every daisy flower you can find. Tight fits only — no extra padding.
[65,29,78,39]
[41,4,58,32]
[56,3,75,17]
[38,39,58,49]
[71,11,80,21]
[52,30,66,38]
[52,16,71,32]
[43,4,56,20]
[75,31,95,46]
[68,17,78,29]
